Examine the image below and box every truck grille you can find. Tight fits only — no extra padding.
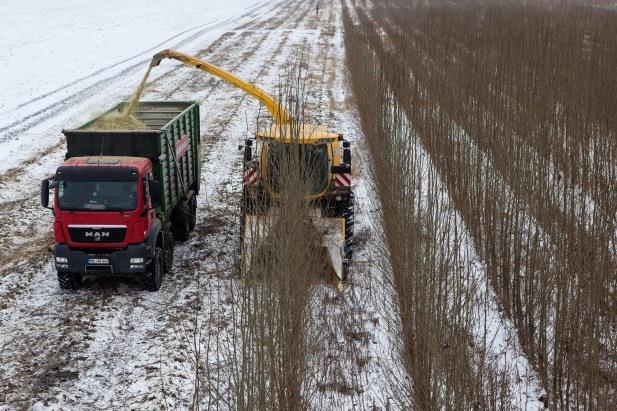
[68,225,126,243]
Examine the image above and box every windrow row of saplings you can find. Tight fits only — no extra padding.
[181,65,345,409]
[343,4,523,409]
[349,0,616,408]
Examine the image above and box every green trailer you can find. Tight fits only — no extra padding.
[62,101,201,225]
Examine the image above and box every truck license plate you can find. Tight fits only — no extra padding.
[88,258,109,265]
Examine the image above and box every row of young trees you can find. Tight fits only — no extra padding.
[343,2,535,408]
[175,63,363,409]
[344,0,616,408]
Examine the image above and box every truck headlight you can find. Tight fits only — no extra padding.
[130,257,144,264]
[55,257,68,263]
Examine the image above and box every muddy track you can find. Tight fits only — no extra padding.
[0,1,322,407]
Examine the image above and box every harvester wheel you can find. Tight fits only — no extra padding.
[242,187,254,215]
[57,272,82,290]
[342,192,354,280]
[239,189,248,274]
[144,246,164,291]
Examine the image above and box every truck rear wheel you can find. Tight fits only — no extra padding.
[189,195,197,231]
[164,234,175,273]
[173,205,191,242]
[144,246,163,291]
[58,272,82,290]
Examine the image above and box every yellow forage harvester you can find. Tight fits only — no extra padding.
[150,49,354,285]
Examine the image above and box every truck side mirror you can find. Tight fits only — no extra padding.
[41,179,50,208]
[149,180,162,209]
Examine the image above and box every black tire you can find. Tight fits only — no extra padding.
[242,187,252,215]
[189,195,197,231]
[58,272,82,290]
[341,192,354,280]
[144,246,164,291]
[325,193,354,280]
[328,192,352,218]
[239,191,246,246]
[164,234,175,274]
[173,205,191,242]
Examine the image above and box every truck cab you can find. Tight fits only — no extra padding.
[42,156,170,290]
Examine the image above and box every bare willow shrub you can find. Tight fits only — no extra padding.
[349,0,616,407]
[343,5,516,409]
[230,60,324,410]
[167,60,326,410]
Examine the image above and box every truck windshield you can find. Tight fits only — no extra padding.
[58,181,138,211]
[266,143,329,195]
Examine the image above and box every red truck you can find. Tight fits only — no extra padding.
[41,101,201,291]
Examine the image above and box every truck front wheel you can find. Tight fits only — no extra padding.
[144,246,164,291]
[58,272,82,290]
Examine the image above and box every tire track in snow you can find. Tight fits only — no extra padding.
[9,0,277,112]
[0,0,285,141]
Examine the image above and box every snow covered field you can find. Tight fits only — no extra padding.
[0,0,271,179]
[0,0,545,409]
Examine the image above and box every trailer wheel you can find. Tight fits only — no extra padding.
[173,206,191,242]
[144,246,164,291]
[164,234,175,274]
[189,195,197,231]
[58,272,82,290]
